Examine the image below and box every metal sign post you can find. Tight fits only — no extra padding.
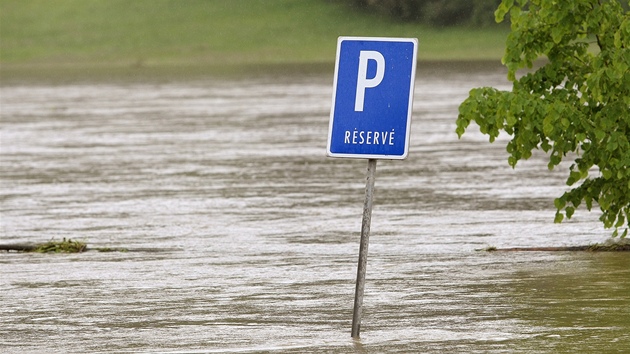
[327,36,417,338]
[351,158,377,338]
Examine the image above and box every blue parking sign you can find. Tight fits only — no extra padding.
[327,37,417,159]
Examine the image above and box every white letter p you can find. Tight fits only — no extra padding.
[355,50,385,112]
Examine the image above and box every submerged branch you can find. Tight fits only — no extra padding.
[482,242,630,252]
[0,239,169,253]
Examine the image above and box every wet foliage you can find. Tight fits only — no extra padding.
[0,239,130,253]
[457,0,630,237]
[33,238,87,253]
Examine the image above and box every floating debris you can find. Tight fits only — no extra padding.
[33,238,86,253]
[479,239,630,252]
[0,238,127,253]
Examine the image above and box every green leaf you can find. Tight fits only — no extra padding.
[567,171,582,186]
[508,156,518,167]
[615,214,626,228]
[594,130,606,142]
[551,26,565,44]
[494,0,513,23]
[585,196,593,210]
[554,197,566,210]
[554,212,564,224]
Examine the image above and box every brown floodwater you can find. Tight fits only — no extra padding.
[1,62,628,353]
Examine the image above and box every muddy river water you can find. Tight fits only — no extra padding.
[1,63,628,353]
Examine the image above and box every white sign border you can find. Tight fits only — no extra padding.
[327,36,418,160]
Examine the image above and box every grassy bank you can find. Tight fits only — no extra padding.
[1,0,508,77]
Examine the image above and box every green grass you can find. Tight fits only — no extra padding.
[1,0,508,72]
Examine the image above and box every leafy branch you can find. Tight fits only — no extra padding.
[457,0,630,237]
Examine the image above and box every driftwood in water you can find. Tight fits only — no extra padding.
[0,243,39,252]
[0,243,172,253]
[0,238,87,253]
[485,244,630,252]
